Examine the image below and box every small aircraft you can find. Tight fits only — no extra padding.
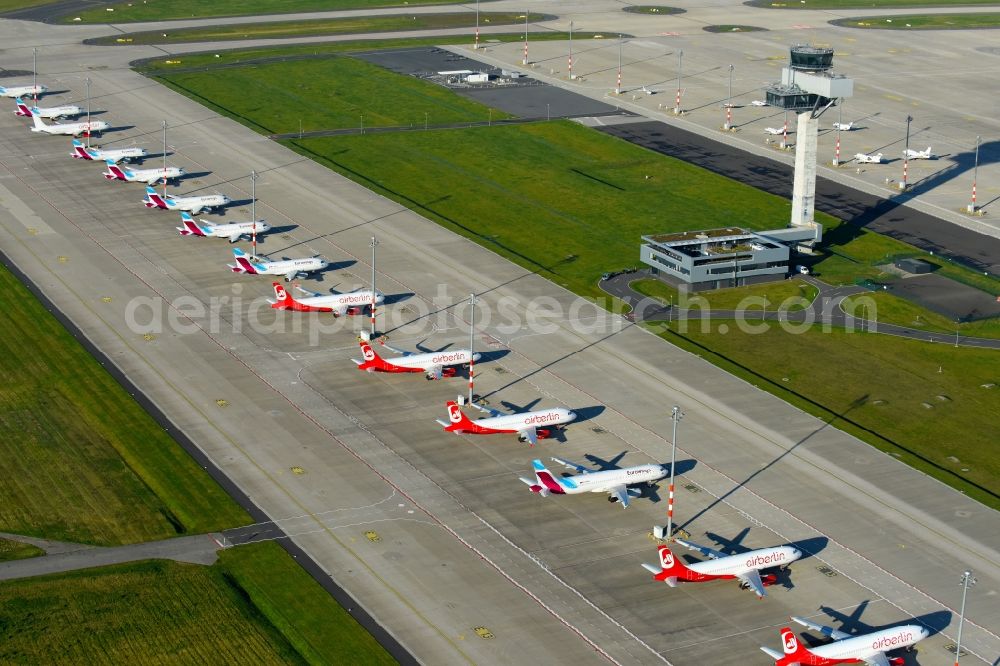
[30,112,110,137]
[903,146,934,160]
[355,339,476,379]
[228,247,328,282]
[854,152,883,164]
[71,138,146,163]
[519,456,665,506]
[640,85,655,95]
[750,99,768,107]
[0,84,47,98]
[272,283,382,315]
[440,401,576,445]
[832,121,855,131]
[761,615,929,666]
[144,185,229,214]
[764,127,786,135]
[641,539,802,598]
[104,160,184,185]
[14,97,81,119]
[177,212,269,243]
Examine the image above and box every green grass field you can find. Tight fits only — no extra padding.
[0,542,394,664]
[751,0,1000,8]
[0,538,44,562]
[94,12,545,45]
[66,0,464,23]
[160,55,510,135]
[656,321,1000,508]
[631,277,818,313]
[837,13,1000,29]
[0,0,54,14]
[0,263,249,545]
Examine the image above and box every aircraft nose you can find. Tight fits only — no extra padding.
[566,410,577,421]
[471,352,481,362]
[791,548,803,560]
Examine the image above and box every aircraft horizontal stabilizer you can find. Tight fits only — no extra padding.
[435,419,451,428]
[760,646,783,660]
[351,358,363,366]
[641,562,661,575]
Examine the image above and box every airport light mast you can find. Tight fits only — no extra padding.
[969,135,981,213]
[468,292,476,404]
[654,405,682,540]
[522,11,529,65]
[673,50,683,115]
[161,120,168,199]
[250,170,258,258]
[85,77,92,147]
[764,45,854,244]
[955,570,976,666]
[32,47,37,101]
[370,236,378,337]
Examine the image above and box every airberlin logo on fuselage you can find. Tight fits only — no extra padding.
[872,632,913,650]
[432,352,465,364]
[523,412,562,425]
[745,551,785,568]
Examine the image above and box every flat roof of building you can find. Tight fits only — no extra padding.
[644,227,750,244]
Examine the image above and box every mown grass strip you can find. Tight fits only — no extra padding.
[834,12,1000,29]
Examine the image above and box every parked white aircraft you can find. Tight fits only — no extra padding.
[641,539,802,597]
[355,339,476,379]
[144,186,229,214]
[14,97,81,119]
[228,247,327,282]
[440,401,576,445]
[30,112,109,137]
[0,84,47,98]
[903,146,934,160]
[764,127,785,135]
[750,99,768,107]
[272,283,382,316]
[177,212,269,243]
[519,456,665,506]
[832,121,855,131]
[761,615,929,666]
[71,138,146,163]
[855,152,883,164]
[104,160,184,185]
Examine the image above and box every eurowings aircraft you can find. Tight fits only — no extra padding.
[519,456,664,506]
[30,112,109,137]
[14,97,81,119]
[0,84,47,98]
[761,615,928,666]
[71,138,146,163]
[144,185,229,214]
[177,212,269,243]
[355,339,476,379]
[227,247,327,282]
[105,160,185,185]
[272,283,382,316]
[641,539,802,597]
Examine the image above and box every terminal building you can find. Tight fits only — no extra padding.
[640,226,815,291]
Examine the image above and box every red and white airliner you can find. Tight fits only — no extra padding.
[440,401,576,446]
[642,539,802,598]
[354,339,477,380]
[761,615,929,666]
[519,456,664,506]
[270,282,382,316]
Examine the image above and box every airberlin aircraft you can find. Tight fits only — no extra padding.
[440,402,576,446]
[761,615,928,666]
[641,539,802,598]
[270,283,382,316]
[519,456,664,506]
[354,339,477,380]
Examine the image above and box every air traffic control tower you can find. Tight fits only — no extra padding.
[765,45,854,246]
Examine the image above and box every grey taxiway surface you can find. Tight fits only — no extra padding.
[1,8,999,666]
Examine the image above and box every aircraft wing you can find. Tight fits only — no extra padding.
[332,305,348,317]
[189,205,204,215]
[381,344,412,356]
[675,538,727,560]
[295,285,322,297]
[737,569,767,598]
[864,654,891,666]
[283,270,297,282]
[550,457,590,473]
[469,402,505,418]
[609,485,630,508]
[425,365,443,380]
[790,616,852,641]
[517,428,538,446]
[227,232,242,243]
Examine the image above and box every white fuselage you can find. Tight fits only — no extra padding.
[115,166,184,184]
[559,464,665,495]
[809,625,928,662]
[298,290,382,309]
[89,147,147,162]
[208,222,269,239]
[1,85,47,98]
[169,195,229,212]
[390,349,476,370]
[474,408,576,434]
[33,119,111,136]
[686,546,800,577]
[258,258,327,276]
[31,105,83,119]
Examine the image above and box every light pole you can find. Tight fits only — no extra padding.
[568,20,574,80]
[674,49,683,115]
[32,47,37,101]
[955,570,977,666]
[474,0,480,50]
[250,170,259,258]
[85,77,92,147]
[782,108,788,149]
[834,102,843,166]
[468,293,476,404]
[655,405,682,540]
[370,237,378,337]
[522,11,529,65]
[969,135,981,213]
[615,34,623,94]
[727,65,736,124]
[161,120,167,198]
[901,114,912,190]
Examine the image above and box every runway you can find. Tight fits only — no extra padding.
[0,4,998,664]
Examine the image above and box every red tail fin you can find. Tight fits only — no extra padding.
[15,103,31,117]
[653,546,691,581]
[776,627,811,666]
[444,401,476,431]
[357,340,391,371]
[271,282,295,308]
